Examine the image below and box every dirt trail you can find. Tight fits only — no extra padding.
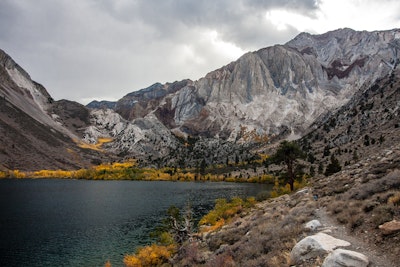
[314,207,396,267]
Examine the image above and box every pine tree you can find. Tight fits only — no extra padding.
[272,141,304,191]
[324,154,342,176]
[318,162,324,174]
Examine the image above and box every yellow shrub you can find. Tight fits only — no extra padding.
[33,169,74,178]
[199,197,255,232]
[388,192,400,206]
[246,196,257,206]
[200,218,225,233]
[11,170,26,178]
[123,244,175,267]
[259,174,274,183]
[270,183,291,198]
[75,137,113,152]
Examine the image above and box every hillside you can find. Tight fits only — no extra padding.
[0,49,109,171]
[299,62,400,175]
[172,154,400,266]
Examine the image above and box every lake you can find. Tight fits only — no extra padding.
[0,179,271,266]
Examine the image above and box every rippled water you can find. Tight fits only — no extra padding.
[0,179,271,266]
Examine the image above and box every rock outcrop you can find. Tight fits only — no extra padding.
[85,28,400,165]
[0,49,108,171]
[290,232,350,264]
[322,249,369,267]
[99,28,400,144]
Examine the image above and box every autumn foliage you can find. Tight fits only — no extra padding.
[0,158,278,184]
[199,197,256,233]
[123,244,176,267]
[75,137,113,151]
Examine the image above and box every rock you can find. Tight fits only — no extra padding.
[290,233,351,264]
[320,229,333,234]
[295,187,310,195]
[322,249,369,267]
[305,219,322,231]
[379,220,400,235]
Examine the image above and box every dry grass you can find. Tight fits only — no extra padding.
[388,191,400,206]
[75,137,113,151]
[370,204,395,227]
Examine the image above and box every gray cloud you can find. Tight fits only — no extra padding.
[0,0,398,104]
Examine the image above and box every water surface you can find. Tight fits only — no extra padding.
[0,179,270,266]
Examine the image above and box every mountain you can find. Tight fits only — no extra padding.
[1,28,399,170]
[299,61,400,170]
[86,100,117,110]
[85,28,400,165]
[0,49,108,171]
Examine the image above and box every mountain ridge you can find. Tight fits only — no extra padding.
[0,49,111,171]
[1,28,399,170]
[82,28,399,165]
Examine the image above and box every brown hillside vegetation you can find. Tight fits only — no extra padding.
[170,144,400,266]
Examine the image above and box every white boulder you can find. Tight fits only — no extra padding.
[305,219,322,231]
[290,233,350,264]
[322,248,369,267]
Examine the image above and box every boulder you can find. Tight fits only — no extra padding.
[322,249,369,267]
[290,233,350,264]
[379,220,400,235]
[305,219,322,231]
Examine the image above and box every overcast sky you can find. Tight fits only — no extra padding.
[1,0,400,104]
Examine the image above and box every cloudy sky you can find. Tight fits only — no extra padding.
[1,0,400,104]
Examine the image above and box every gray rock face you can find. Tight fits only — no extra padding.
[290,232,350,264]
[0,49,106,171]
[86,100,116,110]
[0,49,68,135]
[109,28,400,143]
[322,249,369,267]
[110,114,180,159]
[81,28,400,165]
[83,108,127,143]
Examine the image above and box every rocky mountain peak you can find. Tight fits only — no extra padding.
[87,100,117,110]
[0,49,53,112]
[79,28,400,166]
[2,28,400,170]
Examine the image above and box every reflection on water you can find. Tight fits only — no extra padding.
[0,179,271,267]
